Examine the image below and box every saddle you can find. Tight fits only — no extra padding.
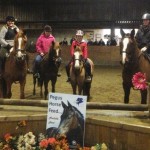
[142,51,150,63]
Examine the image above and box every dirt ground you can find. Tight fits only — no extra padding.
[10,65,143,104]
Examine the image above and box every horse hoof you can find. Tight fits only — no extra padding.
[57,73,61,77]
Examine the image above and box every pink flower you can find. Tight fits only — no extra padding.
[132,72,148,90]
[39,139,48,148]
[47,137,56,145]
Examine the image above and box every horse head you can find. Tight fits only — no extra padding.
[120,29,138,65]
[13,29,27,61]
[48,41,62,67]
[73,46,84,70]
[57,101,84,136]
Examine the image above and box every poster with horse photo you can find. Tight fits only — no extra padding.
[46,92,87,148]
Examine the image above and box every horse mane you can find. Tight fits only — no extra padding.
[67,101,84,129]
[14,29,27,51]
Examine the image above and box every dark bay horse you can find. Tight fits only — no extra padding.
[47,101,84,147]
[70,46,94,100]
[33,41,61,99]
[120,29,149,104]
[0,29,27,99]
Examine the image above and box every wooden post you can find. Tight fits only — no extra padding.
[148,84,150,118]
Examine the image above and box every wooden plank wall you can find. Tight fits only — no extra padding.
[28,46,121,71]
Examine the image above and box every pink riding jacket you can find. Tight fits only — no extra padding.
[36,34,55,54]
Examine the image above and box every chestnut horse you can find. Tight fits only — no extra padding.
[33,41,61,99]
[70,46,94,100]
[120,29,149,104]
[0,30,27,99]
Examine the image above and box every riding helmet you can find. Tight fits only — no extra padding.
[76,30,84,36]
[44,25,52,32]
[142,13,150,20]
[6,16,16,22]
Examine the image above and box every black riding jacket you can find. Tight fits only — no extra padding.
[135,25,150,49]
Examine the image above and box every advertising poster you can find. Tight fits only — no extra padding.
[46,92,87,148]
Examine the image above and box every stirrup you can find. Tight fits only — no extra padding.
[34,73,40,78]
[27,68,33,74]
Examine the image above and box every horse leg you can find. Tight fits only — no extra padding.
[78,84,83,95]
[33,76,36,95]
[20,83,25,99]
[123,83,131,104]
[72,84,77,95]
[44,81,49,100]
[20,80,26,99]
[6,81,12,98]
[83,82,91,101]
[51,80,56,93]
[140,89,147,104]
[0,79,4,98]
[40,80,44,98]
[0,78,7,98]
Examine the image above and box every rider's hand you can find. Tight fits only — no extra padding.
[40,52,44,56]
[141,47,147,52]
[6,44,12,51]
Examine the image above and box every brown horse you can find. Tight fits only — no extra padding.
[70,46,94,100]
[34,41,61,100]
[0,29,27,99]
[120,29,149,104]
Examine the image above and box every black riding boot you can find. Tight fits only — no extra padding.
[85,61,91,82]
[33,61,40,78]
[66,64,71,82]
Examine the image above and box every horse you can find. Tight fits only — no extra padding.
[0,29,28,99]
[120,29,149,104]
[70,46,94,100]
[33,41,61,99]
[47,101,84,147]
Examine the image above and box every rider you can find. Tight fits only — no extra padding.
[135,13,150,54]
[66,30,92,82]
[33,25,61,78]
[0,16,19,77]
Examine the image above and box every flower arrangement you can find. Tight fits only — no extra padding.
[132,72,148,90]
[0,121,108,150]
[0,132,108,150]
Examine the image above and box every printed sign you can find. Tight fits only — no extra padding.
[46,92,87,148]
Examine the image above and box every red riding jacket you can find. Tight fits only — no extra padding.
[70,40,88,59]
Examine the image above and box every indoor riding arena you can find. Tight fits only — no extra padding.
[0,1,150,150]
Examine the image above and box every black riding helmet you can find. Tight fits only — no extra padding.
[6,16,16,22]
[44,25,52,32]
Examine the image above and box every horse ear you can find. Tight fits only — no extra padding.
[130,29,135,39]
[120,29,125,38]
[67,101,72,107]
[61,101,68,109]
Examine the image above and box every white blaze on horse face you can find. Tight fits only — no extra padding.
[56,48,59,56]
[74,51,80,68]
[17,51,22,58]
[18,37,22,50]
[122,37,129,64]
